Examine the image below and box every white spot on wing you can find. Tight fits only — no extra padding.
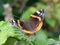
[40,13,42,15]
[36,11,40,14]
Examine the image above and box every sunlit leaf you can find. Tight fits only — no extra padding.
[21,7,37,19]
[0,21,24,45]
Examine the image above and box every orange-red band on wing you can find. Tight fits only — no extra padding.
[35,22,43,31]
[17,20,23,28]
[17,16,43,34]
[17,20,34,34]
[22,30,34,34]
[30,15,42,21]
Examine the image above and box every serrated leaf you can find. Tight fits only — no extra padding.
[0,21,24,45]
[0,21,15,45]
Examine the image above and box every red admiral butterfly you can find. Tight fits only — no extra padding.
[11,9,45,34]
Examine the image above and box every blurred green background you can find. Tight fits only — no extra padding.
[0,0,60,45]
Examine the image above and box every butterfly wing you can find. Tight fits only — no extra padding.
[28,15,43,32]
[28,9,45,31]
[17,20,35,34]
[13,9,45,34]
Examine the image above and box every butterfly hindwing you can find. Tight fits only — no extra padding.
[17,20,35,34]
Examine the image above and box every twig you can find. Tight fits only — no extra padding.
[3,3,14,21]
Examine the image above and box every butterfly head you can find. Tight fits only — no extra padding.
[33,9,45,20]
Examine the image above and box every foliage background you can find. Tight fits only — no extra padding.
[0,0,60,45]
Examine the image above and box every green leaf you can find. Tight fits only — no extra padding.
[46,39,57,45]
[35,2,47,9]
[54,3,60,21]
[0,21,24,45]
[0,21,16,45]
[21,7,37,19]
[45,17,56,28]
[41,0,48,3]
[30,30,47,45]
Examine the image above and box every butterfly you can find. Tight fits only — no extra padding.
[11,9,45,34]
